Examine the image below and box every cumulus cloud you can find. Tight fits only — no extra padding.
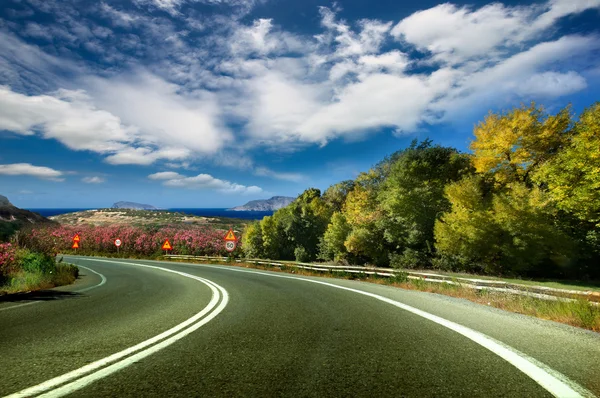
[86,72,230,157]
[148,172,262,194]
[1,0,599,168]
[0,163,64,181]
[82,176,106,183]
[390,0,600,65]
[0,86,135,153]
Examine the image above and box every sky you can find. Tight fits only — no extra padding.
[0,0,599,208]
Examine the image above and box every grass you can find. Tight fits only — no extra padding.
[0,263,79,295]
[165,257,600,333]
[398,268,600,292]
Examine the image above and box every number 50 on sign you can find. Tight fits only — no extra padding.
[225,241,236,252]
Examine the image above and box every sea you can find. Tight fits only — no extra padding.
[26,208,274,221]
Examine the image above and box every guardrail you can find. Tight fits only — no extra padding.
[163,254,600,305]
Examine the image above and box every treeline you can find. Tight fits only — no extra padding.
[243,103,600,280]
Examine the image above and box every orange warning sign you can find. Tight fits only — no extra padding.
[72,241,79,249]
[224,229,237,241]
[73,234,81,242]
[162,239,173,251]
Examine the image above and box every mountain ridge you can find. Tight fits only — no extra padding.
[0,195,55,240]
[229,196,295,211]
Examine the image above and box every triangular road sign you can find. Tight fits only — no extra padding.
[72,241,79,249]
[162,239,173,251]
[73,234,81,242]
[224,229,237,241]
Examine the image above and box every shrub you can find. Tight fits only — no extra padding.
[389,249,428,269]
[15,249,56,274]
[294,246,310,262]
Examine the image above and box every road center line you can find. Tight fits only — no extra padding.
[172,261,595,398]
[4,259,229,398]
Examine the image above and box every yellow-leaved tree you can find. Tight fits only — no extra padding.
[470,103,573,186]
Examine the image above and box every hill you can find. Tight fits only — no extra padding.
[229,196,294,211]
[50,208,249,230]
[0,195,56,241]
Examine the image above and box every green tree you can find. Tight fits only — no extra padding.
[242,222,264,258]
[260,215,287,259]
[343,172,388,265]
[435,178,574,276]
[534,103,600,225]
[322,180,355,213]
[378,140,474,266]
[318,212,352,262]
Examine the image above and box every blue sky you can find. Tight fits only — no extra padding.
[0,0,599,208]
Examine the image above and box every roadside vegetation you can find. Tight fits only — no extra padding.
[13,225,237,258]
[0,243,78,295]
[242,102,600,282]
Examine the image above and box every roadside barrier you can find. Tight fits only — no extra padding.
[163,254,600,305]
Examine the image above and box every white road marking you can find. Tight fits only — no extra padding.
[4,259,229,398]
[0,265,107,313]
[74,265,107,293]
[170,261,595,398]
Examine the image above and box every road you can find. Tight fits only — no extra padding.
[1,256,599,397]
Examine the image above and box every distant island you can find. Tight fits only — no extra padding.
[112,201,158,210]
[229,196,294,211]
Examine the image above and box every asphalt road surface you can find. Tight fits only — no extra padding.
[1,256,599,397]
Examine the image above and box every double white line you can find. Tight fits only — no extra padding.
[4,259,229,398]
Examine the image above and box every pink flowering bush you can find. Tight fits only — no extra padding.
[16,225,240,258]
[0,242,17,277]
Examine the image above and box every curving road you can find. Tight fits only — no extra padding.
[1,256,599,397]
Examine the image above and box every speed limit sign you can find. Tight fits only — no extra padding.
[114,239,122,247]
[225,241,236,252]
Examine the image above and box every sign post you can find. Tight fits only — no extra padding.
[72,234,81,251]
[224,229,237,253]
[114,238,122,254]
[162,239,173,255]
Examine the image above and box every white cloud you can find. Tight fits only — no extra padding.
[0,163,64,181]
[86,72,230,158]
[148,172,262,194]
[390,0,600,65]
[82,176,106,183]
[148,171,184,180]
[0,86,135,153]
[254,167,305,182]
[517,71,588,97]
[1,0,598,166]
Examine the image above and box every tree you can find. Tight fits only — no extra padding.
[273,188,333,261]
[470,103,573,186]
[343,172,388,265]
[435,176,574,276]
[434,175,499,273]
[534,103,600,225]
[377,140,473,265]
[318,212,351,262]
[260,215,287,259]
[242,222,263,258]
[322,180,355,213]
